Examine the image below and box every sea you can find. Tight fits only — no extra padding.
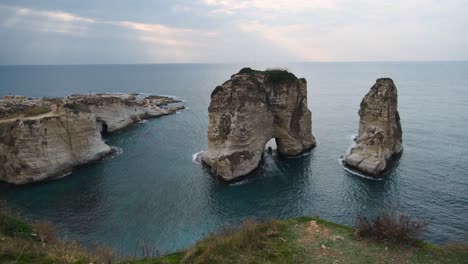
[0,62,467,254]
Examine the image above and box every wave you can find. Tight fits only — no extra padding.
[160,94,178,99]
[228,178,251,186]
[192,151,204,164]
[52,171,72,181]
[103,146,123,161]
[345,134,358,153]
[281,151,310,159]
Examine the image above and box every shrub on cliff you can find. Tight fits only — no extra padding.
[0,204,32,237]
[23,106,50,117]
[356,209,428,244]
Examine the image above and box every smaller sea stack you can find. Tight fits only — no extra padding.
[343,78,403,177]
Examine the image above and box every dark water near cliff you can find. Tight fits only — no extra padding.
[0,62,467,254]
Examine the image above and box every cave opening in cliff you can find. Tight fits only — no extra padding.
[101,122,109,135]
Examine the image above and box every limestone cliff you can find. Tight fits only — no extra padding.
[201,68,316,181]
[0,94,184,184]
[343,78,403,177]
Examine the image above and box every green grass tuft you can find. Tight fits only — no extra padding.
[0,212,32,237]
[23,106,50,117]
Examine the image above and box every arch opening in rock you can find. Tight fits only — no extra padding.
[265,138,277,154]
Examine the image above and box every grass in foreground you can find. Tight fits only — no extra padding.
[1,204,467,264]
[136,217,467,264]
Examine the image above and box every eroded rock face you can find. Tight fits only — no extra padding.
[0,114,112,184]
[343,78,403,177]
[201,68,316,181]
[0,94,184,184]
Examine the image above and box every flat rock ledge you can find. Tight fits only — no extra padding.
[201,68,316,181]
[343,78,403,178]
[0,93,184,185]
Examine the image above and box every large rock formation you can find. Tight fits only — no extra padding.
[343,78,403,177]
[201,68,316,181]
[0,94,184,184]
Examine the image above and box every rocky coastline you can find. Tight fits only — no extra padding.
[0,93,184,185]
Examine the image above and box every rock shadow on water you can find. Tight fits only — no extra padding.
[341,159,403,222]
[195,148,314,186]
[0,163,111,240]
[202,151,315,222]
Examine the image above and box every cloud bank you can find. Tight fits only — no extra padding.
[0,0,466,64]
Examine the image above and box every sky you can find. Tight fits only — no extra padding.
[0,0,467,64]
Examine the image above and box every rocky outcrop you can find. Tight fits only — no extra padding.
[201,68,316,181]
[343,78,403,177]
[0,94,183,184]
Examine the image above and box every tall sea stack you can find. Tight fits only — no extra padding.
[201,68,316,181]
[343,78,403,177]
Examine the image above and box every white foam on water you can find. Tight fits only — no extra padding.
[228,178,251,186]
[138,119,148,124]
[52,171,72,181]
[192,151,204,164]
[104,146,123,161]
[282,151,311,159]
[160,94,178,99]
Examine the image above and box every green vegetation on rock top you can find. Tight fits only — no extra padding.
[237,67,299,83]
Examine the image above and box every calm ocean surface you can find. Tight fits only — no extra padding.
[0,62,467,254]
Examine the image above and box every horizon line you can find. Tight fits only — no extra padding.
[0,60,467,67]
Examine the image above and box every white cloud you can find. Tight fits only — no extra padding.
[0,4,94,35]
[0,1,466,63]
[0,3,220,63]
[16,8,96,23]
[0,4,215,44]
[239,21,330,61]
[210,0,468,61]
[202,0,336,14]
[115,21,216,37]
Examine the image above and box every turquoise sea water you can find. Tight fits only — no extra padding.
[0,62,467,254]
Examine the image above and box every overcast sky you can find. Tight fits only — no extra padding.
[0,0,467,64]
